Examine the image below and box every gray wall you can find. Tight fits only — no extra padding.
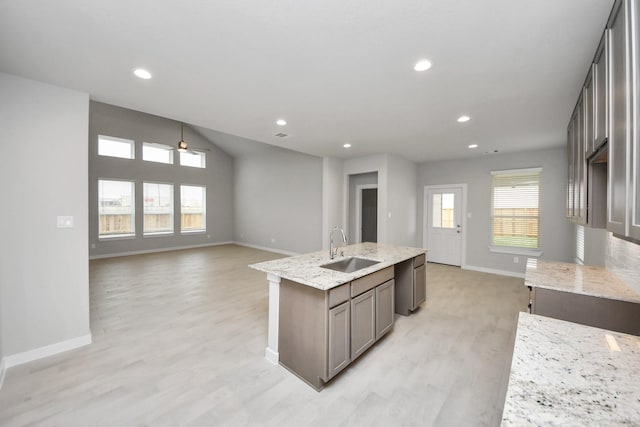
[233,145,323,254]
[348,172,378,243]
[322,157,345,249]
[387,154,418,247]
[89,102,234,257]
[0,73,90,356]
[418,147,573,275]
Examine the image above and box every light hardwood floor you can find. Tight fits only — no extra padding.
[0,245,528,426]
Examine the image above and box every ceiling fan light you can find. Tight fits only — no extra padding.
[177,140,188,152]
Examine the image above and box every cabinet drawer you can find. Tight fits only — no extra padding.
[351,266,394,297]
[413,254,425,268]
[329,283,350,308]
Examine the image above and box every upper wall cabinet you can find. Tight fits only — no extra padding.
[607,0,630,236]
[594,33,609,152]
[567,0,640,242]
[631,0,640,240]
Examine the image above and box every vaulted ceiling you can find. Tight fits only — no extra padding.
[0,0,614,162]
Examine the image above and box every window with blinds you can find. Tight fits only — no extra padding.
[491,168,541,250]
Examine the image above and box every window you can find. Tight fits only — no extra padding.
[143,182,174,235]
[491,168,541,252]
[98,179,135,238]
[181,185,206,232]
[143,142,173,164]
[180,151,206,168]
[98,135,134,159]
[431,193,455,228]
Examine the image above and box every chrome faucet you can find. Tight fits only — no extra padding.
[329,226,347,259]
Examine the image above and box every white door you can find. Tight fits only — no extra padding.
[425,186,463,266]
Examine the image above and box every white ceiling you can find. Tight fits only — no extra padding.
[0,0,614,162]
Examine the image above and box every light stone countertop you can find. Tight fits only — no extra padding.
[501,312,640,426]
[249,242,427,290]
[525,258,640,304]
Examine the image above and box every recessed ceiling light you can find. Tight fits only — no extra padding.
[276,119,287,126]
[457,115,470,123]
[343,143,352,148]
[134,68,152,79]
[414,60,432,72]
[468,144,478,148]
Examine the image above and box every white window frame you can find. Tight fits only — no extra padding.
[489,167,543,256]
[180,185,206,233]
[179,150,206,168]
[143,181,174,236]
[98,135,135,159]
[142,142,174,164]
[98,178,136,239]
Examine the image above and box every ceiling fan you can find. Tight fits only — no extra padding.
[175,122,210,154]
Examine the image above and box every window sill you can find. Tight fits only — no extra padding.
[181,230,206,235]
[489,245,543,257]
[144,232,174,237]
[99,234,136,241]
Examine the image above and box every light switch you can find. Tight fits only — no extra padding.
[57,216,74,228]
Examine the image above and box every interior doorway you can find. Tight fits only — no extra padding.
[424,184,466,266]
[357,186,378,243]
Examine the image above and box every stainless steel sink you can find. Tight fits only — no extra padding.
[320,257,380,273]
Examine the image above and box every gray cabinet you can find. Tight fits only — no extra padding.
[630,0,640,240]
[375,279,394,339]
[567,96,586,224]
[584,69,595,157]
[608,1,630,235]
[328,301,350,379]
[278,266,396,390]
[414,264,426,307]
[394,254,427,315]
[351,289,375,360]
[594,33,609,149]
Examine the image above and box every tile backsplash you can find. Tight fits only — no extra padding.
[606,234,640,294]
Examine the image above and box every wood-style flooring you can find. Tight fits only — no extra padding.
[0,244,528,426]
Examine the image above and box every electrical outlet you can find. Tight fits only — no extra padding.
[513,256,519,264]
[270,237,276,243]
[91,243,96,249]
[207,234,211,239]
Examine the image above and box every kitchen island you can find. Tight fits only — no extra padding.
[502,312,640,425]
[250,242,427,390]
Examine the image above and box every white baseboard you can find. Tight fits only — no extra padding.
[0,358,5,390]
[265,347,279,365]
[89,241,234,260]
[3,333,92,369]
[233,242,298,257]
[462,264,525,279]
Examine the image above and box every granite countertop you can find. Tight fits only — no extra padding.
[502,312,640,426]
[525,259,640,304]
[249,242,427,290]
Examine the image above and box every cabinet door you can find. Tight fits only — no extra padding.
[567,118,575,219]
[375,280,394,340]
[594,32,609,149]
[328,301,350,379]
[584,70,595,157]
[608,3,630,235]
[414,264,426,308]
[575,95,586,224]
[351,289,375,360]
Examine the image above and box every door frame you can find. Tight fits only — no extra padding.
[423,184,467,267]
[356,184,378,243]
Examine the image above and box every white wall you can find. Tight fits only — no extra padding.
[418,147,573,275]
[89,102,234,257]
[234,145,323,254]
[0,73,90,358]
[322,157,345,249]
[387,154,418,247]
